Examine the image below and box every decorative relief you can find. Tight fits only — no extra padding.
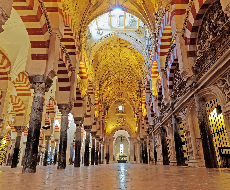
[171,66,187,104]
[193,1,230,77]
[214,70,230,102]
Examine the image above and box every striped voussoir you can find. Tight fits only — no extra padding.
[61,26,76,65]
[54,125,60,133]
[12,0,50,66]
[157,85,162,108]
[24,127,28,136]
[8,119,16,133]
[10,95,26,116]
[46,97,56,114]
[186,0,212,65]
[44,114,51,126]
[74,87,83,108]
[56,111,62,120]
[159,25,172,66]
[0,50,11,81]
[57,60,71,92]
[145,80,151,94]
[88,80,94,95]
[168,59,179,95]
[13,71,31,97]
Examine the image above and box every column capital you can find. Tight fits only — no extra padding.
[84,125,92,132]
[29,75,53,96]
[14,126,26,136]
[91,131,97,138]
[58,104,71,116]
[45,135,51,140]
[74,117,84,127]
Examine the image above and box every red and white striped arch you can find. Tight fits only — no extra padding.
[13,71,31,97]
[0,50,11,81]
[12,0,50,68]
[185,0,215,66]
[9,95,26,116]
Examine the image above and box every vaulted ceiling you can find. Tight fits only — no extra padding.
[93,38,145,111]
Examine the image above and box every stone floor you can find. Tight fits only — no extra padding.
[0,164,230,190]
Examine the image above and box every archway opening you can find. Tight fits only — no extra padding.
[206,99,230,168]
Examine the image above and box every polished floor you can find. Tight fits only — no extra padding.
[0,163,230,190]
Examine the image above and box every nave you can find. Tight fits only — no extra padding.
[0,0,230,189]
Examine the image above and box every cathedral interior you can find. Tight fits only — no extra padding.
[0,0,230,189]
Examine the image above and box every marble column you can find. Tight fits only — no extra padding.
[99,139,102,164]
[153,134,157,164]
[43,135,51,166]
[57,104,71,169]
[101,141,104,164]
[91,132,96,165]
[136,140,141,163]
[37,145,42,165]
[23,76,52,173]
[161,127,169,165]
[109,137,114,164]
[54,140,59,165]
[144,139,148,164]
[11,126,25,168]
[129,137,135,163]
[194,94,218,168]
[172,115,185,166]
[84,126,91,166]
[95,140,99,165]
[74,118,82,167]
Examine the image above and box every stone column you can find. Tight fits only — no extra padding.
[194,94,218,168]
[57,104,71,169]
[101,140,104,164]
[161,127,169,165]
[91,132,96,165]
[109,137,114,164]
[136,140,141,163]
[99,139,103,164]
[54,140,59,165]
[23,75,52,173]
[74,118,82,167]
[11,126,25,168]
[84,126,91,166]
[144,139,148,164]
[95,139,99,165]
[153,134,157,164]
[37,145,42,165]
[43,135,51,166]
[172,115,185,166]
[129,137,135,163]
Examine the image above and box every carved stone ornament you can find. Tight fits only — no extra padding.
[14,126,26,136]
[193,1,230,77]
[171,65,187,103]
[214,70,230,102]
[0,0,13,33]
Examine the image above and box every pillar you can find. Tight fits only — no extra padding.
[54,140,59,165]
[172,115,185,166]
[109,137,114,164]
[153,134,157,164]
[57,104,70,169]
[91,132,96,165]
[144,139,148,164]
[22,76,52,173]
[161,127,169,165]
[37,145,42,165]
[11,126,25,168]
[129,137,135,163]
[99,139,103,164]
[136,140,141,163]
[74,118,82,167]
[95,140,99,165]
[43,135,51,166]
[194,94,218,168]
[84,126,91,166]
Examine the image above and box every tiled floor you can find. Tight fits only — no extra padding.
[0,163,230,190]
